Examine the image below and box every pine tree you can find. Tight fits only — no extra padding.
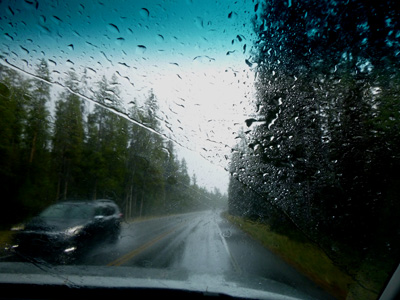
[20,59,52,212]
[0,67,30,224]
[52,71,85,200]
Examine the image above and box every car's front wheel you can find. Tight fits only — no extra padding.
[108,223,120,243]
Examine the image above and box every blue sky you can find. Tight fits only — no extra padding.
[1,0,259,192]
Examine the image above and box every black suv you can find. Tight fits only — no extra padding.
[12,199,122,262]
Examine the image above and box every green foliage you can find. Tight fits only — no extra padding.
[52,71,85,200]
[229,1,400,297]
[0,64,222,227]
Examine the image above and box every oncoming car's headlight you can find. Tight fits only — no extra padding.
[65,225,84,236]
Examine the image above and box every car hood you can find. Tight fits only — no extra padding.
[24,217,89,233]
[0,262,318,300]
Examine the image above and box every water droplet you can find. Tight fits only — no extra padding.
[104,98,114,105]
[66,59,74,66]
[222,230,232,238]
[39,15,46,24]
[195,17,204,29]
[73,30,81,37]
[245,118,257,127]
[371,87,381,95]
[116,37,125,46]
[107,23,120,34]
[245,59,253,67]
[38,24,51,34]
[193,56,215,63]
[48,59,57,66]
[7,6,15,15]
[20,46,29,54]
[52,15,62,25]
[140,8,150,18]
[228,11,237,20]
[136,45,147,54]
[156,34,164,42]
[118,62,129,68]
[4,33,14,41]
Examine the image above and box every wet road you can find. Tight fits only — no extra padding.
[2,210,335,299]
[77,210,333,299]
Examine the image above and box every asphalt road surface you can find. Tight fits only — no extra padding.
[2,210,335,299]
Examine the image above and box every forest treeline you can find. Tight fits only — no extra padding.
[228,0,400,271]
[0,61,226,227]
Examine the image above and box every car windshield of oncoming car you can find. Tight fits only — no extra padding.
[40,204,94,220]
[0,1,400,300]
[94,206,115,217]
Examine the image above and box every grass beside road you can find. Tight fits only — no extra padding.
[0,230,14,256]
[225,213,384,300]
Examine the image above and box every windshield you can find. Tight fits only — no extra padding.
[39,203,94,220]
[1,0,399,299]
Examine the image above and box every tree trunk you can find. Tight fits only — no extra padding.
[139,191,144,217]
[29,131,37,164]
